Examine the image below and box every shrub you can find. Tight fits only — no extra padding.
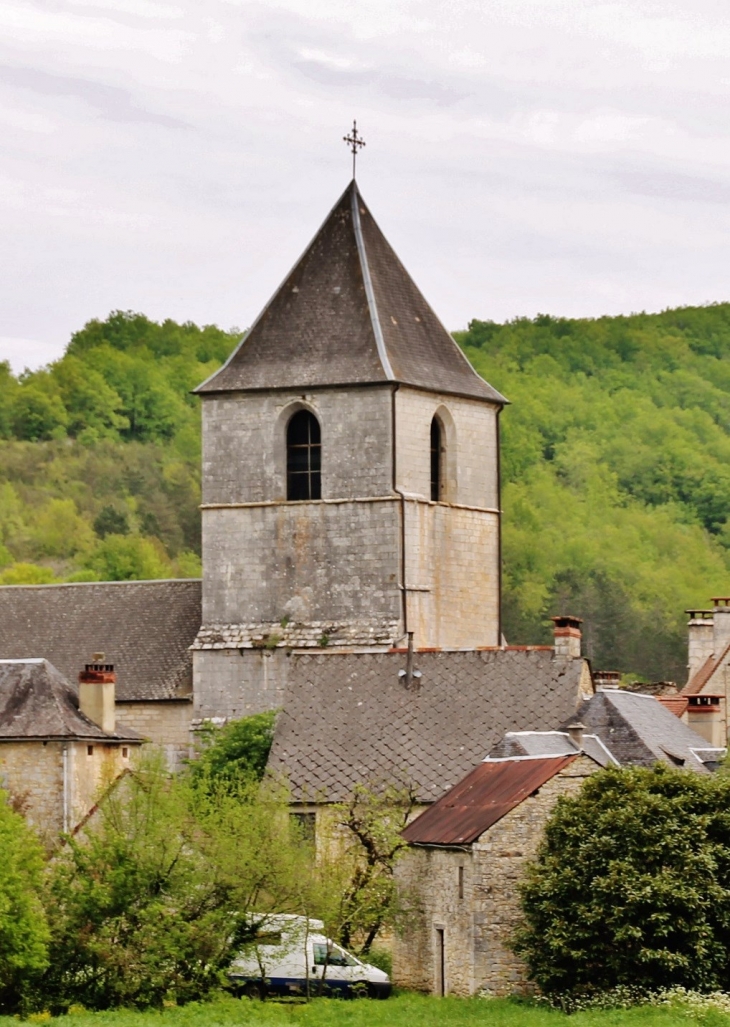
[515,765,730,999]
[0,790,49,1012]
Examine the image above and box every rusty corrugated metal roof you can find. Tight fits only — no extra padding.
[401,755,576,846]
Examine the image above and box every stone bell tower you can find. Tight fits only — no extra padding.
[192,180,506,722]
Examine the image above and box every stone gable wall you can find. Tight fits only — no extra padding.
[115,700,193,770]
[393,755,598,996]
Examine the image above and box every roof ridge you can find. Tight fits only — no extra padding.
[0,578,201,591]
[350,183,394,380]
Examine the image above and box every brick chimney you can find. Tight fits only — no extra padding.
[79,655,115,734]
[687,609,715,681]
[594,670,620,689]
[551,616,582,659]
[712,598,730,654]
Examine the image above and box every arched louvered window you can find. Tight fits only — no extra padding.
[287,410,321,501]
[430,417,442,502]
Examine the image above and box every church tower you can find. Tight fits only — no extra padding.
[192,181,506,722]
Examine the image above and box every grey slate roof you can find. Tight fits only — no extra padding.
[196,181,506,404]
[0,580,201,701]
[488,730,616,768]
[0,659,140,741]
[267,649,589,803]
[565,689,723,772]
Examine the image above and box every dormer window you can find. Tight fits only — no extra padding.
[287,410,321,501]
[430,417,442,501]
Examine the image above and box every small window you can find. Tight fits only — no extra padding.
[122,747,129,758]
[290,811,316,843]
[87,745,94,756]
[430,417,442,501]
[458,865,464,900]
[287,411,321,501]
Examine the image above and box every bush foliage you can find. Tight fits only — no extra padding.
[515,765,730,999]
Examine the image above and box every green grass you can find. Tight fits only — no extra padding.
[3,994,729,1027]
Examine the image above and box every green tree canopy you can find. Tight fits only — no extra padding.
[515,765,730,999]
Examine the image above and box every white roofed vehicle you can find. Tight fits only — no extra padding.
[228,915,391,999]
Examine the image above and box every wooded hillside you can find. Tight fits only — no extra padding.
[4,305,730,682]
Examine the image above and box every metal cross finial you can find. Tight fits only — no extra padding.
[343,119,366,179]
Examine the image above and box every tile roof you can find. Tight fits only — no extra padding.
[571,689,723,771]
[196,181,506,404]
[0,659,140,741]
[401,756,577,846]
[267,649,588,803]
[0,580,201,701]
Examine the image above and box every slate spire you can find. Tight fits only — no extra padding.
[197,181,505,403]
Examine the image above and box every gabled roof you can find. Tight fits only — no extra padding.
[267,649,589,803]
[196,181,506,404]
[571,689,723,772]
[0,659,139,741]
[0,580,201,701]
[401,756,577,846]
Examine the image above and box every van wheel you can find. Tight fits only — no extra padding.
[243,982,267,1001]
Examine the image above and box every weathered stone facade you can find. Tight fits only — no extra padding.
[0,739,132,842]
[193,384,500,720]
[115,700,193,770]
[393,755,598,996]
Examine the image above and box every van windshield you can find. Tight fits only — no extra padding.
[313,942,359,967]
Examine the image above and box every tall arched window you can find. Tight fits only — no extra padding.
[430,417,442,501]
[287,410,321,500]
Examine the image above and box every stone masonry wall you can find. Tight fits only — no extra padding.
[393,847,475,995]
[0,740,133,841]
[393,756,598,997]
[404,501,499,648]
[115,700,193,769]
[193,648,290,723]
[395,387,499,509]
[202,386,394,505]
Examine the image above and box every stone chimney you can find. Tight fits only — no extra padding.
[565,722,585,749]
[687,609,715,681]
[79,655,115,734]
[594,670,621,689]
[551,615,582,659]
[712,598,730,654]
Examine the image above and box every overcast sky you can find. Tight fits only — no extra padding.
[3,0,730,372]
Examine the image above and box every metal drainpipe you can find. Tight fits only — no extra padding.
[62,742,69,834]
[391,384,408,637]
[496,405,503,647]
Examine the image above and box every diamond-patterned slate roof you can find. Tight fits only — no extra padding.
[196,181,506,404]
[0,580,201,701]
[268,649,588,802]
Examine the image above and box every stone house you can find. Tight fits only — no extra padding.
[394,689,723,997]
[0,579,200,769]
[0,658,141,840]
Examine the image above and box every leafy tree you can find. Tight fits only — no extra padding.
[0,789,49,1012]
[39,754,308,1011]
[191,712,277,790]
[0,563,58,585]
[93,505,129,539]
[84,534,172,581]
[10,384,68,441]
[515,765,730,999]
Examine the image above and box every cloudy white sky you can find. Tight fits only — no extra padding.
[3,0,730,372]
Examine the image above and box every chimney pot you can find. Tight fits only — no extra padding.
[594,670,621,689]
[552,615,582,659]
[78,659,116,734]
